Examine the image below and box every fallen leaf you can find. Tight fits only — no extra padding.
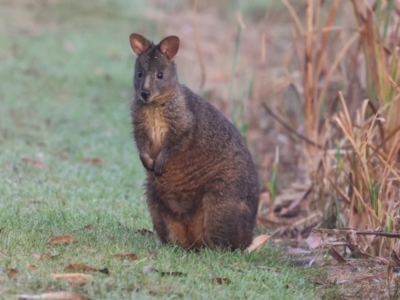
[73,225,93,233]
[257,217,286,227]
[391,249,400,266]
[306,234,323,249]
[150,268,186,277]
[210,277,230,285]
[135,228,154,235]
[82,224,93,230]
[287,246,311,255]
[99,268,109,274]
[353,271,386,283]
[47,235,76,245]
[387,263,394,281]
[66,263,98,272]
[51,273,93,285]
[82,158,102,166]
[289,258,318,267]
[158,270,186,277]
[32,253,42,260]
[22,158,49,170]
[66,263,109,274]
[27,264,38,270]
[246,229,280,253]
[4,268,18,279]
[329,246,346,263]
[114,253,138,261]
[32,252,60,260]
[15,291,88,300]
[148,250,158,260]
[257,266,275,271]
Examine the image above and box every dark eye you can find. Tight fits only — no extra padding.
[137,71,143,78]
[157,71,163,79]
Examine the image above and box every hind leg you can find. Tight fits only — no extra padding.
[147,200,169,244]
[147,190,194,247]
[149,206,201,248]
[146,182,170,244]
[201,190,255,250]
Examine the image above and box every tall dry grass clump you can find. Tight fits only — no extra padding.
[280,0,400,257]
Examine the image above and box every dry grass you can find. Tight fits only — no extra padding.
[286,0,400,254]
[257,0,400,297]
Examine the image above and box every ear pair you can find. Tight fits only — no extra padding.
[129,33,180,60]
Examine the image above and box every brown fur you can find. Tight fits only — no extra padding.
[129,33,260,250]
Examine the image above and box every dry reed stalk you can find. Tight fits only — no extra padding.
[304,0,318,173]
[279,0,400,258]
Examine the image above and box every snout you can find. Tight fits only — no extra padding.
[140,90,151,102]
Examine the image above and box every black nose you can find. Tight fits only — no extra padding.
[140,90,150,101]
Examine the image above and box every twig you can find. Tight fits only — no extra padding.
[368,123,400,163]
[327,177,351,204]
[313,228,400,238]
[279,186,312,217]
[282,0,304,34]
[262,103,324,149]
[288,212,322,231]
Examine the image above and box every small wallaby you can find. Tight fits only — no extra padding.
[129,33,259,250]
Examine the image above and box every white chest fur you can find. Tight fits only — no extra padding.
[145,107,169,156]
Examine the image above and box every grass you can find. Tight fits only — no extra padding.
[0,1,328,299]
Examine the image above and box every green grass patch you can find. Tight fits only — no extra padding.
[0,1,330,299]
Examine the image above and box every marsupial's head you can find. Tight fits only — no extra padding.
[129,33,179,105]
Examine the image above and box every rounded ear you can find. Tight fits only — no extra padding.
[158,36,180,60]
[130,33,152,56]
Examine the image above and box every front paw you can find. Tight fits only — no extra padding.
[139,152,154,172]
[154,158,167,177]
